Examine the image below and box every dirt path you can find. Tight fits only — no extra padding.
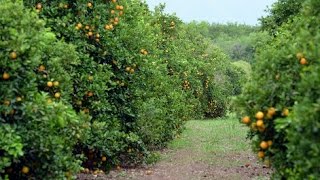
[78,119,272,180]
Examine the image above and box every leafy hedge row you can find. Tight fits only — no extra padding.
[236,0,320,178]
[1,0,244,179]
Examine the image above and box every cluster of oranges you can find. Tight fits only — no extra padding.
[296,52,308,65]
[182,80,191,90]
[140,49,148,55]
[241,107,290,161]
[37,65,62,102]
[125,64,136,74]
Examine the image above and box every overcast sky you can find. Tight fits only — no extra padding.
[145,0,277,25]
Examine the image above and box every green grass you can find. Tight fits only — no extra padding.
[165,117,252,166]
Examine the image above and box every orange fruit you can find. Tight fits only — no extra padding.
[300,57,308,65]
[114,17,119,22]
[10,51,17,59]
[47,81,53,87]
[63,4,68,9]
[87,91,93,97]
[255,111,264,119]
[39,65,46,71]
[101,156,107,162]
[53,81,59,87]
[267,107,276,116]
[76,23,82,29]
[22,166,29,174]
[129,68,135,74]
[16,97,22,102]
[267,140,273,146]
[143,50,148,55]
[54,92,61,99]
[88,75,94,81]
[111,10,115,14]
[88,31,93,36]
[125,67,131,72]
[282,108,289,116]
[116,5,120,10]
[112,0,117,3]
[258,151,265,158]
[36,3,42,9]
[256,119,264,127]
[119,11,124,16]
[260,141,269,149]
[2,72,10,80]
[119,5,124,10]
[241,116,250,124]
[87,2,92,8]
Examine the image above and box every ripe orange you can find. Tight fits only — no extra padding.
[87,91,93,97]
[116,5,120,10]
[119,5,124,10]
[10,51,17,59]
[260,141,269,149]
[53,81,59,87]
[300,57,308,65]
[114,17,119,22]
[76,23,82,29]
[54,92,61,99]
[22,166,29,174]
[119,11,124,16]
[241,116,250,124]
[267,140,273,146]
[88,31,93,36]
[36,3,42,9]
[112,0,117,3]
[39,65,46,71]
[143,50,148,55]
[267,107,276,116]
[125,67,131,72]
[111,10,115,14]
[2,72,10,80]
[87,2,93,8]
[256,120,264,127]
[258,151,265,158]
[47,81,53,87]
[129,68,135,74]
[16,97,22,102]
[101,156,107,162]
[255,111,264,119]
[282,108,289,116]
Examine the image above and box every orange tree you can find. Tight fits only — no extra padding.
[0,0,89,179]
[235,0,320,178]
[23,0,195,169]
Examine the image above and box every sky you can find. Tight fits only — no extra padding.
[145,0,277,25]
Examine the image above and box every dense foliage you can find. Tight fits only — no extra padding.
[236,0,320,178]
[0,0,244,178]
[260,0,306,36]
